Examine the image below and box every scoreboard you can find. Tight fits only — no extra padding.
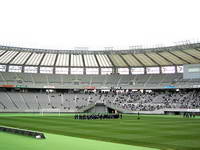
[183,64,200,79]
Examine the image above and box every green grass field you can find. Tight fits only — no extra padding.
[0,113,200,150]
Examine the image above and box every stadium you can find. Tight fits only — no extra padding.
[0,43,200,150]
[1,0,200,149]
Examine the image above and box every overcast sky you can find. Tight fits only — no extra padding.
[0,0,200,50]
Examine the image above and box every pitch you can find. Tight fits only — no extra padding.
[0,114,200,150]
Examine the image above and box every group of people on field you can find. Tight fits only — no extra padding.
[74,113,122,120]
[183,112,196,118]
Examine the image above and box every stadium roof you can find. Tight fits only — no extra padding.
[0,43,200,67]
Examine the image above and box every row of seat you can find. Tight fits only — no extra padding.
[0,72,197,89]
[0,90,200,112]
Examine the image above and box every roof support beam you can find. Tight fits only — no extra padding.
[156,53,176,66]
[119,54,130,67]
[94,54,100,67]
[131,54,145,67]
[23,52,33,65]
[107,55,116,73]
[107,55,115,67]
[38,53,46,73]
[143,53,160,66]
[54,54,59,67]
[94,54,101,75]
[53,53,58,74]
[0,51,7,57]
[8,52,20,64]
[22,52,34,73]
[119,54,131,75]
[131,54,147,74]
[82,54,85,68]
[181,50,200,61]
[81,54,86,74]
[168,51,190,64]
[39,53,46,66]
[69,54,71,75]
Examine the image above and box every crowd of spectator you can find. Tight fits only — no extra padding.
[102,89,200,111]
[47,89,200,111]
[1,89,200,112]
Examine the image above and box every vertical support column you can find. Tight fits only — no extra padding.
[38,53,46,74]
[23,52,33,73]
[6,64,9,72]
[69,53,71,75]
[81,54,86,75]
[113,67,117,74]
[99,68,101,75]
[107,54,115,74]
[175,65,177,73]
[129,67,131,75]
[159,66,162,74]
[37,65,40,74]
[144,67,147,74]
[22,65,25,73]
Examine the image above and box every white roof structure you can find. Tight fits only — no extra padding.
[96,54,112,67]
[26,53,44,65]
[0,51,18,64]
[56,54,69,66]
[0,43,199,68]
[84,55,98,67]
[40,54,57,66]
[10,52,31,65]
[71,54,83,67]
